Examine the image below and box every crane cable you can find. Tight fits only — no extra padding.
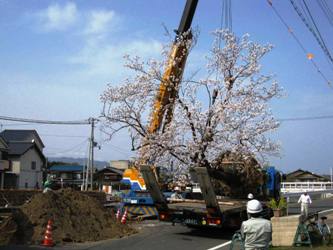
[221,0,232,31]
[266,0,332,87]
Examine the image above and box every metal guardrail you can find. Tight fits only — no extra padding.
[280,181,333,197]
[281,181,333,193]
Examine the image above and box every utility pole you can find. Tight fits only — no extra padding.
[331,167,333,188]
[82,118,98,191]
[90,118,95,191]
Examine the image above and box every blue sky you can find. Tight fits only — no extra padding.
[1,0,333,174]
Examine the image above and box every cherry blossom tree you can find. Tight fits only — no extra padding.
[101,30,282,180]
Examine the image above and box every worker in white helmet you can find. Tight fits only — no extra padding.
[246,193,254,219]
[241,199,272,250]
[170,186,183,200]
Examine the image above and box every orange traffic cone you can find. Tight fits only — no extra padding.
[121,208,128,224]
[41,219,54,247]
[116,208,121,221]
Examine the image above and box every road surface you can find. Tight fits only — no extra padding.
[2,198,332,250]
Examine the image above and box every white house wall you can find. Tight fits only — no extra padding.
[18,148,43,189]
[11,160,20,174]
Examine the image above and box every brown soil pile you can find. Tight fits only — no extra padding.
[0,215,17,245]
[15,189,134,244]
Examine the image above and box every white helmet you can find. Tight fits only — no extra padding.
[247,199,263,214]
[247,193,254,199]
[174,186,181,191]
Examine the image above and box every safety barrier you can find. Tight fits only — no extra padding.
[124,205,158,217]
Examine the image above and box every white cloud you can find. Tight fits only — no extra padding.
[84,10,116,35]
[69,39,163,78]
[38,2,78,31]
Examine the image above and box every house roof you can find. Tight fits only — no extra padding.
[49,165,84,172]
[0,130,44,148]
[286,168,328,180]
[7,142,46,162]
[7,142,33,155]
[96,167,124,175]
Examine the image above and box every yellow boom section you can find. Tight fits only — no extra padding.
[148,39,191,134]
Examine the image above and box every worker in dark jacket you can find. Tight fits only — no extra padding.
[241,199,272,250]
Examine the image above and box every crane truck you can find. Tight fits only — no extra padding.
[122,0,282,227]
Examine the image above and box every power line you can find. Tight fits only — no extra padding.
[39,133,87,138]
[45,138,88,155]
[267,0,332,87]
[0,122,49,127]
[290,0,333,69]
[0,115,91,125]
[278,114,333,122]
[316,0,333,27]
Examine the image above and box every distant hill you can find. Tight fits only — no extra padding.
[47,157,109,169]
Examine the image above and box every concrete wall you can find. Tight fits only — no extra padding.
[272,215,301,246]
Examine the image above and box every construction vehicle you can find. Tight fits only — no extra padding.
[121,0,281,226]
[119,0,199,219]
[142,165,281,228]
[120,168,158,218]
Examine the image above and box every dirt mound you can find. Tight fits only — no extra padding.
[15,189,134,244]
[0,215,17,245]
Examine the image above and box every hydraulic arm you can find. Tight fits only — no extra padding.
[148,0,198,134]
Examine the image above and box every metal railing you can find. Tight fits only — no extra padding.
[281,181,333,194]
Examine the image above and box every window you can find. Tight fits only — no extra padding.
[31,161,36,170]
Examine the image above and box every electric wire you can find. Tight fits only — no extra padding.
[0,115,91,125]
[290,0,333,69]
[45,138,88,155]
[266,0,332,86]
[317,0,333,27]
[322,0,333,22]
[0,122,48,127]
[39,133,87,138]
[278,114,333,122]
[301,0,333,69]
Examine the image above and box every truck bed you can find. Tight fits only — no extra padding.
[168,198,247,215]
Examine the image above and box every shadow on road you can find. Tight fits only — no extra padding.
[176,226,236,240]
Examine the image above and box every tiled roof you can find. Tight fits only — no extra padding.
[0,130,44,148]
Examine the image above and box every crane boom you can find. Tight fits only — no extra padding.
[148,0,198,134]
[123,1,198,193]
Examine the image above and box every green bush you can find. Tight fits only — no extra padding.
[268,197,287,209]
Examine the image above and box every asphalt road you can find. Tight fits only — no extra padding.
[287,197,333,216]
[2,198,332,250]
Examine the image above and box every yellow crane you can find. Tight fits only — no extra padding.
[123,0,198,189]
